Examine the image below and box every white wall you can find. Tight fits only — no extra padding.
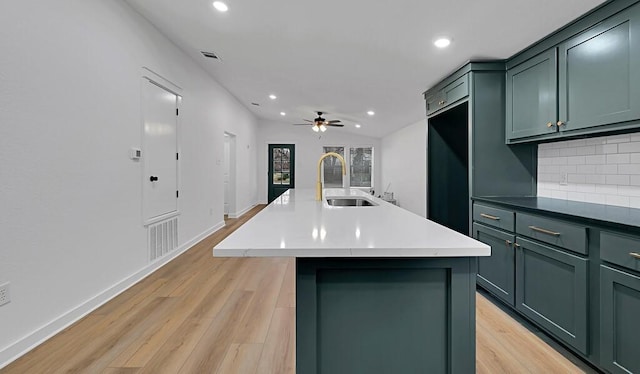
[0,0,258,366]
[538,132,640,208]
[381,120,427,217]
[257,120,382,203]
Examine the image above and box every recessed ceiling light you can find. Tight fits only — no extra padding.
[355,124,361,128]
[213,1,228,12]
[269,94,277,100]
[434,38,451,48]
[367,111,375,116]
[280,112,286,116]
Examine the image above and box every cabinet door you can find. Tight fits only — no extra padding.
[506,49,558,141]
[474,223,515,306]
[515,237,589,354]
[601,265,640,374]
[425,92,442,116]
[558,4,640,132]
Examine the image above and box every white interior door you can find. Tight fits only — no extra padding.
[143,79,178,223]
[223,135,230,215]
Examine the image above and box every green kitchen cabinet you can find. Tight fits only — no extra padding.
[473,223,516,306]
[600,265,640,374]
[425,63,537,236]
[297,257,477,374]
[507,1,640,143]
[558,4,640,133]
[506,49,558,141]
[425,75,469,116]
[515,237,589,355]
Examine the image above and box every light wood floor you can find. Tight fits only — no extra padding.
[2,205,589,373]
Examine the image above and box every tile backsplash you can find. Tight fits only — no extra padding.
[537,133,640,209]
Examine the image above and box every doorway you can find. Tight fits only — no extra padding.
[268,144,295,203]
[142,78,179,224]
[223,132,236,218]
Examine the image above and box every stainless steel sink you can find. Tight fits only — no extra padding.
[326,198,377,207]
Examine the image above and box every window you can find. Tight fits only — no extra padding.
[350,147,373,188]
[322,146,344,188]
[272,147,291,185]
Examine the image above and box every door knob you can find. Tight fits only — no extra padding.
[150,176,159,182]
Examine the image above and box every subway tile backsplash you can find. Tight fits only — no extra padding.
[537,133,640,209]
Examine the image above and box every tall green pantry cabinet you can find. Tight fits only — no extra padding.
[424,62,536,236]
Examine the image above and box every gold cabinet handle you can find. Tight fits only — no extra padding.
[557,121,565,127]
[630,252,640,259]
[514,243,521,248]
[505,240,512,246]
[528,225,561,237]
[546,122,554,128]
[480,213,500,221]
[438,100,447,106]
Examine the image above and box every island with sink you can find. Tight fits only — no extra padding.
[214,188,489,373]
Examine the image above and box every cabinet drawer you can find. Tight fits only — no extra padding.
[516,213,587,255]
[473,204,515,232]
[600,231,640,273]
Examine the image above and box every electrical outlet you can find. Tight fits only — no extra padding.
[0,282,10,306]
[560,172,568,186]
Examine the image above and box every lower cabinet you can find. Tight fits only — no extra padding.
[515,237,589,354]
[473,223,515,306]
[600,265,640,374]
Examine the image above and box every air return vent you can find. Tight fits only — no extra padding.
[201,51,220,60]
[148,217,178,261]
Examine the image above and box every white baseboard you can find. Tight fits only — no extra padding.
[0,220,225,369]
[228,202,258,219]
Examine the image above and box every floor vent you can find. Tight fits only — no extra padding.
[148,217,178,262]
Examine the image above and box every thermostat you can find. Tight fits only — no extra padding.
[130,148,142,160]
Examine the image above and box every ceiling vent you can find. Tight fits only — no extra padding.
[251,102,260,106]
[201,51,221,60]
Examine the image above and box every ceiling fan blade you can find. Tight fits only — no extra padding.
[293,123,312,126]
[304,119,314,123]
[327,120,342,123]
[326,123,344,127]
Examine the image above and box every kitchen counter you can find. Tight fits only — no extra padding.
[473,196,640,230]
[214,188,489,258]
[214,188,487,373]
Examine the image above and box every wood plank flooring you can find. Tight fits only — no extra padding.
[2,205,589,373]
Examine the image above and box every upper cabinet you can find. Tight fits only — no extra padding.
[507,2,640,143]
[425,75,468,116]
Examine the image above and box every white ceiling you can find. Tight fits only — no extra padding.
[125,0,607,138]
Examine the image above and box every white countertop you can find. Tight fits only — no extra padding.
[214,189,490,258]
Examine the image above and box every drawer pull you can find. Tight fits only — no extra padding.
[480,213,500,221]
[546,122,554,128]
[514,243,521,248]
[631,252,640,260]
[528,226,561,237]
[505,240,512,246]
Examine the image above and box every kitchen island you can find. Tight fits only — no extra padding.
[214,189,489,374]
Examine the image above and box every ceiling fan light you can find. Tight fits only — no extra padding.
[320,125,327,132]
[312,125,320,132]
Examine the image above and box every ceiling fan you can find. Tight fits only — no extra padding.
[293,112,344,132]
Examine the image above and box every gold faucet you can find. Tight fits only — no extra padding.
[316,152,346,201]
